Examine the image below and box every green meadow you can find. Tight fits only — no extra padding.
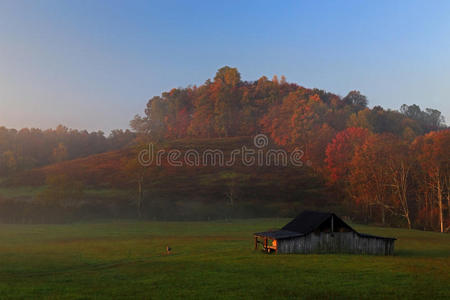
[0,219,448,299]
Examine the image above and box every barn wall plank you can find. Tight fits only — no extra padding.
[276,232,394,255]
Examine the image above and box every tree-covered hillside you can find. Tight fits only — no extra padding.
[0,67,448,231]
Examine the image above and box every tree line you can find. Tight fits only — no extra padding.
[326,127,449,232]
[0,125,135,176]
[131,67,445,141]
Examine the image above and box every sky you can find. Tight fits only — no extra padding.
[1,0,450,133]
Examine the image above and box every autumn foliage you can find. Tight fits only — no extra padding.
[0,67,448,229]
[127,67,448,230]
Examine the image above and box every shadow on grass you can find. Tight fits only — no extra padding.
[395,249,450,258]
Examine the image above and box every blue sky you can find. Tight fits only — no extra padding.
[1,0,449,132]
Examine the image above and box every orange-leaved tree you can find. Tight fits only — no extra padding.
[412,129,450,232]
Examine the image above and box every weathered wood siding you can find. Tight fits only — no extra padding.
[277,232,394,255]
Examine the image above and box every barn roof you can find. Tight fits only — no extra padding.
[254,210,396,240]
[253,229,304,239]
[281,211,356,235]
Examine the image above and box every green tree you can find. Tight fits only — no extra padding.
[2,150,17,174]
[52,143,68,163]
[343,90,368,111]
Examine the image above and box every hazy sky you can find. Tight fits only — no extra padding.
[1,0,449,133]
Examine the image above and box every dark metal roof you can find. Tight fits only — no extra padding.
[254,230,304,239]
[281,210,357,235]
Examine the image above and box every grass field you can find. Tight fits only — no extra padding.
[0,186,129,199]
[0,219,448,299]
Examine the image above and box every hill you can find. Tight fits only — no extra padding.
[0,137,330,222]
[0,67,448,229]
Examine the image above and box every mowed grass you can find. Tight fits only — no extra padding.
[0,220,448,299]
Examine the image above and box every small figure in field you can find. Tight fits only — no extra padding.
[166,245,172,255]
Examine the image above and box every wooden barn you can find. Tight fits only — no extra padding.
[254,211,396,255]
